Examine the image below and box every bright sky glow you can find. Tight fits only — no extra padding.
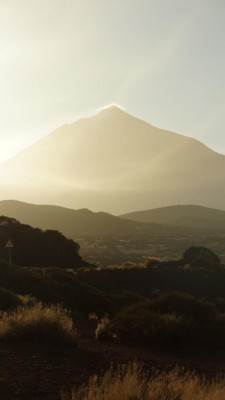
[0,0,225,162]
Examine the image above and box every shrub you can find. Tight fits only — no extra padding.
[0,302,78,345]
[145,292,215,322]
[96,293,225,349]
[61,362,225,400]
[145,257,161,268]
[110,290,146,310]
[0,263,116,316]
[95,317,113,340]
[183,246,221,270]
[102,310,190,347]
[18,294,38,307]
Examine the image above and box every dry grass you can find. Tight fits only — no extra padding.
[0,302,78,345]
[95,317,112,340]
[61,362,225,400]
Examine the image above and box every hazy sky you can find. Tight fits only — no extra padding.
[0,0,225,162]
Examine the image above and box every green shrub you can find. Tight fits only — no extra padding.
[0,302,78,345]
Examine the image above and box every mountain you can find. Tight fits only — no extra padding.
[121,205,225,229]
[1,106,225,214]
[0,200,141,236]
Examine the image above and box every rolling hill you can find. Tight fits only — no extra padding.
[2,200,225,266]
[1,106,225,214]
[0,200,141,236]
[121,205,225,229]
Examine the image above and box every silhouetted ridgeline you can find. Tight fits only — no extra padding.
[121,204,225,229]
[0,216,90,268]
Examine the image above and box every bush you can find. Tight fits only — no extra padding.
[0,263,117,316]
[95,317,114,340]
[0,302,78,345]
[145,292,215,322]
[61,362,225,400]
[183,247,221,270]
[18,294,38,307]
[96,293,225,349]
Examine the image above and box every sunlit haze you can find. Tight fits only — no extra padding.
[0,0,225,163]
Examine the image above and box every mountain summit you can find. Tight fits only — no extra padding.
[0,107,225,214]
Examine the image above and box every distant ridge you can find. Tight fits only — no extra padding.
[121,205,225,229]
[0,200,139,236]
[1,201,225,241]
[1,107,225,213]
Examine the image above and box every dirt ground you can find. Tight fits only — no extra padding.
[1,321,225,400]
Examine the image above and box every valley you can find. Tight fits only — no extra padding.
[76,228,225,266]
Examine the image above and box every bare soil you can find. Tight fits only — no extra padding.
[0,321,225,400]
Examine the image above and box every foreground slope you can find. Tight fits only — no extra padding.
[121,205,225,229]
[1,107,225,213]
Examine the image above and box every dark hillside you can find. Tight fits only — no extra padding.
[0,262,115,316]
[0,216,89,269]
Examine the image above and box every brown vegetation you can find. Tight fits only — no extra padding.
[0,303,78,345]
[61,362,225,400]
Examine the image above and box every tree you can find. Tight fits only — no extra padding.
[182,246,220,270]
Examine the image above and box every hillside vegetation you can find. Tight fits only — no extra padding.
[0,262,116,316]
[0,239,225,398]
[0,216,89,268]
[0,303,77,344]
[97,293,225,350]
[0,245,224,351]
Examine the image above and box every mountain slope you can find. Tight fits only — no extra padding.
[1,106,225,213]
[0,200,141,236]
[121,205,225,229]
